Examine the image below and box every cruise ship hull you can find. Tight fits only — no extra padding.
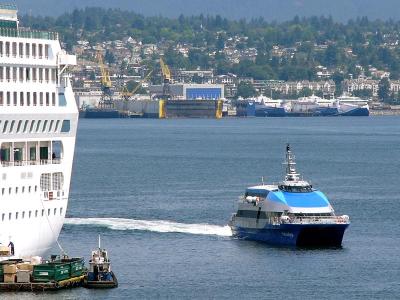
[231,223,349,247]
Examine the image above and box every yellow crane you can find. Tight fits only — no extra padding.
[159,57,172,99]
[95,50,113,108]
[120,69,153,101]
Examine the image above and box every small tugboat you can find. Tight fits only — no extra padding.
[229,144,350,247]
[84,236,118,289]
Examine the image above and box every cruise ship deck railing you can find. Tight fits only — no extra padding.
[1,159,61,167]
[0,28,58,40]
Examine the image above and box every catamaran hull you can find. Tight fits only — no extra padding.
[231,223,349,247]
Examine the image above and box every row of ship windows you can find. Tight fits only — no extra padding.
[0,67,57,83]
[0,41,50,59]
[0,119,70,134]
[1,208,64,222]
[1,185,38,195]
[0,91,64,107]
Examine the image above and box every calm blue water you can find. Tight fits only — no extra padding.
[6,117,400,299]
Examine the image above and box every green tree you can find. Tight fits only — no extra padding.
[378,78,390,102]
[236,81,257,99]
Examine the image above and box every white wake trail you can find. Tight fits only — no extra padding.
[65,218,232,237]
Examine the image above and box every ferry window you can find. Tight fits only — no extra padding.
[42,120,48,132]
[35,120,41,132]
[15,212,18,220]
[13,92,17,105]
[52,141,62,160]
[20,92,24,105]
[58,93,67,106]
[33,92,37,106]
[45,92,49,106]
[45,44,49,58]
[6,91,10,105]
[45,69,49,82]
[5,67,10,81]
[40,173,51,191]
[0,67,3,81]
[23,120,29,132]
[3,120,8,133]
[35,186,37,192]
[16,120,22,132]
[35,210,38,218]
[54,120,60,132]
[9,120,15,133]
[1,213,4,221]
[22,211,25,219]
[26,68,30,81]
[8,212,11,220]
[32,43,36,57]
[19,68,23,82]
[8,187,11,194]
[61,120,71,133]
[52,172,64,190]
[22,186,25,193]
[39,147,48,160]
[25,43,30,57]
[60,207,63,215]
[19,43,23,57]
[5,41,10,56]
[39,44,43,58]
[1,188,4,195]
[29,120,35,132]
[41,209,44,217]
[27,92,30,106]
[29,211,31,218]
[49,120,54,132]
[52,93,56,106]
[47,209,50,216]
[12,68,16,82]
[0,91,3,105]
[39,68,43,82]
[54,208,57,215]
[12,42,17,57]
[32,68,37,81]
[28,186,31,193]
[15,187,18,194]
[39,92,43,106]
[0,41,2,56]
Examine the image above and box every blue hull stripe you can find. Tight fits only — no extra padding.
[232,223,349,246]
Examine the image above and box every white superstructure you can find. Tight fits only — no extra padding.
[0,5,78,258]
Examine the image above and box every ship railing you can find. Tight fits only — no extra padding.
[0,28,59,40]
[281,215,349,225]
[0,159,62,167]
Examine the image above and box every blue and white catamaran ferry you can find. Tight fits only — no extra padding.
[229,144,350,246]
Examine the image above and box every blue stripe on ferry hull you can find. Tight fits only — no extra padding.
[340,107,369,116]
[231,224,349,247]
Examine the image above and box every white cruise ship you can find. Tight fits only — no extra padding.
[0,5,78,258]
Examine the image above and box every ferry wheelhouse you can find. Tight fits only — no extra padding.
[229,144,350,246]
[0,4,78,258]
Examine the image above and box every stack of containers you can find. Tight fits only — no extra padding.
[3,264,17,283]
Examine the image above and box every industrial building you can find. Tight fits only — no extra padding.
[149,83,224,100]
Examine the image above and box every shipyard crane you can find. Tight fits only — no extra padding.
[96,50,114,108]
[120,69,154,101]
[159,57,172,99]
